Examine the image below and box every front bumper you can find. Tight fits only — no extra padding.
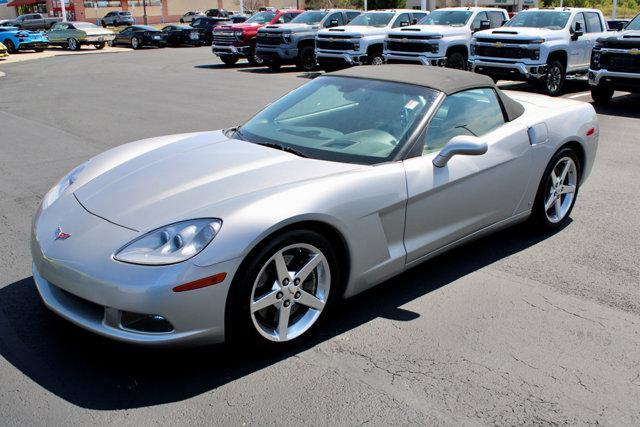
[83,35,115,44]
[31,195,240,346]
[384,52,445,66]
[469,58,547,80]
[212,43,250,56]
[588,68,640,93]
[143,37,166,47]
[316,50,366,66]
[256,45,298,62]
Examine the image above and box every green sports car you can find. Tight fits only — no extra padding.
[48,21,115,50]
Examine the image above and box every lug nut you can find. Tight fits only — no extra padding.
[294,278,300,285]
[283,300,290,307]
[283,278,290,286]
[276,292,283,299]
[294,291,301,299]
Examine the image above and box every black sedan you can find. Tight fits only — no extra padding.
[161,24,200,46]
[110,25,166,49]
[190,16,230,45]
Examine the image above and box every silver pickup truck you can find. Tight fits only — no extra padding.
[12,13,62,30]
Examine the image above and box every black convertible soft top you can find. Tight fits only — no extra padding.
[328,65,524,121]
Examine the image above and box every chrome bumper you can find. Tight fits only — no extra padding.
[588,68,640,86]
[468,59,547,79]
[384,52,445,66]
[316,50,365,65]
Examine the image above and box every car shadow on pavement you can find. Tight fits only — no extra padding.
[594,93,640,119]
[0,222,567,410]
[499,79,589,95]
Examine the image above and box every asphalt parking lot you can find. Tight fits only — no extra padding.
[1,47,640,425]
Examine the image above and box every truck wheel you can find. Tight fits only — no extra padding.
[4,39,16,54]
[446,51,466,70]
[590,86,614,106]
[95,42,106,50]
[247,44,263,66]
[367,51,384,66]
[221,56,239,66]
[296,45,317,72]
[543,60,565,97]
[67,38,80,51]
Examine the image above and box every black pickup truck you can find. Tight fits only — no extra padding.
[190,16,231,46]
[11,13,62,30]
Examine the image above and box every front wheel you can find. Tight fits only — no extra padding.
[446,51,466,70]
[530,148,580,230]
[226,229,340,347]
[101,21,107,27]
[130,36,140,49]
[296,45,316,72]
[4,39,16,54]
[368,51,384,66]
[543,60,565,96]
[590,86,614,106]
[247,44,263,66]
[220,55,239,65]
[67,38,80,51]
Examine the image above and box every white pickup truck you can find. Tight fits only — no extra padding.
[315,9,427,70]
[469,7,607,96]
[383,7,508,69]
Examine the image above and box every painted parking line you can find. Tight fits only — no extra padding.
[568,92,592,99]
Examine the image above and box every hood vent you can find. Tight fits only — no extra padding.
[400,28,420,31]
[265,25,279,28]
[328,28,345,31]
[492,30,518,34]
[623,34,640,38]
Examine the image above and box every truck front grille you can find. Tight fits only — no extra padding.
[387,40,438,53]
[476,45,531,59]
[602,52,640,73]
[317,39,354,50]
[256,33,282,46]
[213,33,236,45]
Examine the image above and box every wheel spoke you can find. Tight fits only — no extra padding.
[554,198,562,217]
[544,194,556,211]
[273,251,291,284]
[296,290,325,311]
[561,184,576,195]
[550,170,558,184]
[277,303,291,340]
[251,290,280,313]
[294,253,323,284]
[559,160,571,182]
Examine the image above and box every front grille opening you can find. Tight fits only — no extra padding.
[53,285,104,322]
[121,311,174,333]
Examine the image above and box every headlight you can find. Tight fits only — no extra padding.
[282,31,292,43]
[352,41,359,51]
[42,164,85,210]
[530,48,540,60]
[530,38,545,44]
[114,219,222,265]
[427,34,443,39]
[234,30,243,40]
[591,50,601,68]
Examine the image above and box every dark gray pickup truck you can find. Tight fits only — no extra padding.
[12,13,62,30]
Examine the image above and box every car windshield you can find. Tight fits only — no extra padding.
[348,12,395,27]
[74,22,99,29]
[235,76,439,165]
[291,11,328,25]
[246,11,276,24]
[505,11,571,30]
[418,10,472,26]
[626,14,640,30]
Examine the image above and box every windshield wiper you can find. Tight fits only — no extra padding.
[257,142,308,158]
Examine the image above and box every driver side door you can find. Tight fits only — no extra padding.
[403,88,532,264]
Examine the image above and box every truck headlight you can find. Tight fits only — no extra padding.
[470,43,476,56]
[591,50,601,68]
[282,31,292,43]
[114,219,222,265]
[234,30,243,41]
[352,41,359,51]
[42,164,86,210]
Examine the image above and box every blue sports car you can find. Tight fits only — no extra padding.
[0,26,48,53]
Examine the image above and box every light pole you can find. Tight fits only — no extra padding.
[612,0,618,18]
[364,0,367,11]
[142,0,147,25]
[60,0,67,21]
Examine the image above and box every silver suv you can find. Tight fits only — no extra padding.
[101,11,133,27]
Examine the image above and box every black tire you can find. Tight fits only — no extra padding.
[367,50,384,66]
[67,38,80,51]
[296,45,316,72]
[446,51,466,70]
[95,42,105,50]
[180,19,184,23]
[113,21,119,27]
[543,60,565,96]
[530,147,581,231]
[268,63,281,71]
[101,21,107,27]
[226,229,341,348]
[130,36,140,49]
[4,39,16,54]
[247,43,263,66]
[220,55,239,65]
[590,86,614,106]
[34,48,44,52]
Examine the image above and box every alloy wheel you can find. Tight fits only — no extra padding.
[370,55,384,66]
[131,37,139,49]
[546,65,562,94]
[250,243,330,342]
[544,156,577,224]
[68,38,78,50]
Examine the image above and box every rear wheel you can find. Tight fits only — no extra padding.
[296,45,316,72]
[34,48,44,52]
[95,42,105,50]
[226,229,340,347]
[446,51,466,70]
[67,38,80,51]
[530,148,580,230]
[220,55,239,65]
[590,86,614,106]
[543,60,565,96]
[131,36,140,49]
[101,20,107,27]
[4,39,16,54]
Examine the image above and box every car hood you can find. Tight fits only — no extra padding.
[73,131,359,231]
[475,27,564,41]
[216,22,264,31]
[597,30,640,47]
[387,24,467,37]
[319,25,388,37]
[262,23,318,32]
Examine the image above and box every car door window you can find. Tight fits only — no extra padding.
[412,12,427,24]
[585,12,603,32]
[325,12,344,27]
[423,88,506,155]
[488,11,506,27]
[346,11,360,23]
[393,13,411,28]
[471,12,488,30]
[121,27,132,35]
[571,12,586,33]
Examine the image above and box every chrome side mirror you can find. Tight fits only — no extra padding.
[432,135,488,168]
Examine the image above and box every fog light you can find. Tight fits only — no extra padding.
[530,67,538,74]
[121,311,174,333]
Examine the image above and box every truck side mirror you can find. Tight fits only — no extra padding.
[479,19,491,31]
[400,21,410,27]
[327,19,339,28]
[572,22,583,40]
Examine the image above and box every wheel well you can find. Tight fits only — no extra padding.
[446,44,468,59]
[297,39,314,50]
[557,141,585,180]
[547,50,567,69]
[367,43,383,55]
[245,220,351,294]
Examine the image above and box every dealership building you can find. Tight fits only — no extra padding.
[0,0,536,24]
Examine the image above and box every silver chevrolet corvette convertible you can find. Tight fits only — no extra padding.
[31,66,598,347]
